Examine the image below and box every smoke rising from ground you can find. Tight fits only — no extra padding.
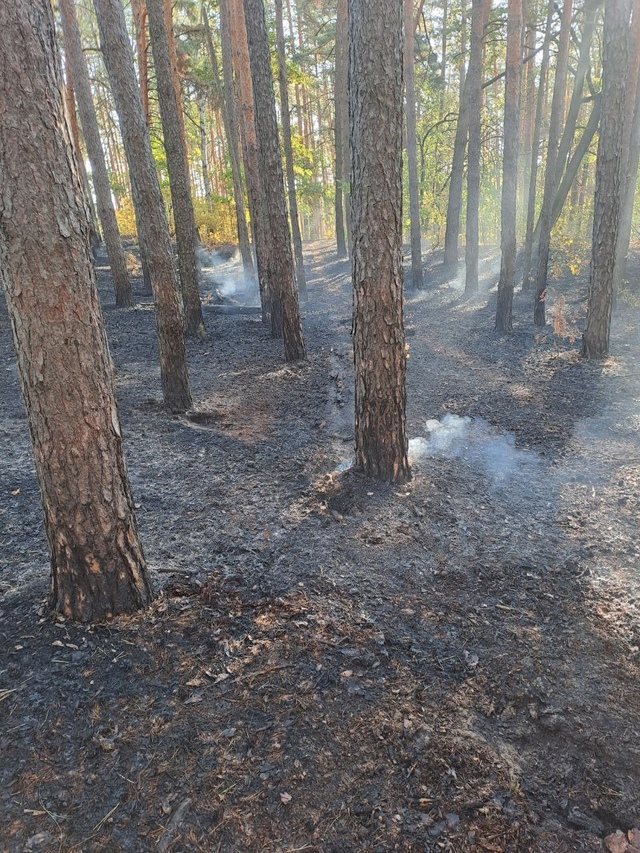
[196,247,259,306]
[408,414,541,487]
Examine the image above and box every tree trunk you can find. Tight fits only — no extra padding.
[555,0,602,184]
[93,0,192,411]
[0,0,152,622]
[350,0,410,484]
[228,0,272,320]
[197,93,213,209]
[404,0,424,289]
[443,74,469,270]
[59,0,134,308]
[334,0,348,258]
[275,0,308,301]
[147,0,204,338]
[62,62,102,257]
[522,1,557,290]
[613,0,640,295]
[131,0,150,126]
[582,0,632,358]
[204,2,254,278]
[243,0,306,360]
[550,96,601,228]
[495,0,523,330]
[464,0,490,295]
[533,0,573,326]
[162,0,189,174]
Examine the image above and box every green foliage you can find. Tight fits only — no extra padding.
[193,197,239,248]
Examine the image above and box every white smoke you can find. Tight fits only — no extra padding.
[196,246,259,306]
[409,413,541,486]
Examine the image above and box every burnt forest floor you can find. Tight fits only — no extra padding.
[2,241,640,853]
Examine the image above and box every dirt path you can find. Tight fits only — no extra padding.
[1,243,639,852]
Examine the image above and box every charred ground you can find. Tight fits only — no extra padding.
[1,243,640,852]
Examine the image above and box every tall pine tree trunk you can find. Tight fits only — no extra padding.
[533,0,573,326]
[147,0,204,338]
[203,2,254,278]
[583,0,632,357]
[465,0,490,294]
[404,0,424,289]
[521,0,553,290]
[275,0,307,301]
[495,0,522,330]
[228,0,272,320]
[613,0,640,295]
[443,74,469,269]
[350,0,410,483]
[334,0,348,258]
[131,0,151,126]
[0,0,152,622]
[243,0,306,360]
[60,0,133,307]
[93,0,192,411]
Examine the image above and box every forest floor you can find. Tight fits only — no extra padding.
[1,241,640,853]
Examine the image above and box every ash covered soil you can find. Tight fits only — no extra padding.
[1,242,640,853]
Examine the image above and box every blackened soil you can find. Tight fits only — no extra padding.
[1,243,640,852]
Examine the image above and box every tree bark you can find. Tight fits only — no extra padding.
[613,0,640,295]
[131,0,151,126]
[59,0,134,308]
[147,0,205,338]
[495,0,523,330]
[350,0,410,484]
[275,0,308,301]
[62,65,102,256]
[243,0,306,360]
[228,0,272,320]
[533,0,573,326]
[443,73,469,269]
[334,0,348,257]
[197,92,213,209]
[522,1,558,289]
[203,2,254,278]
[582,0,632,358]
[93,0,192,411]
[555,0,602,184]
[404,0,424,289]
[464,0,490,294]
[0,0,152,622]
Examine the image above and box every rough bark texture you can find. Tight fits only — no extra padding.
[495,0,522,331]
[131,0,150,126]
[204,2,254,278]
[613,0,640,294]
[464,0,489,295]
[59,0,133,308]
[62,65,101,255]
[0,0,152,622]
[93,0,192,411]
[275,0,307,301]
[404,0,424,289]
[521,0,553,290]
[243,0,306,360]
[582,0,632,358]
[147,0,204,338]
[228,0,272,320]
[533,0,573,326]
[163,0,189,178]
[350,0,410,484]
[334,0,348,258]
